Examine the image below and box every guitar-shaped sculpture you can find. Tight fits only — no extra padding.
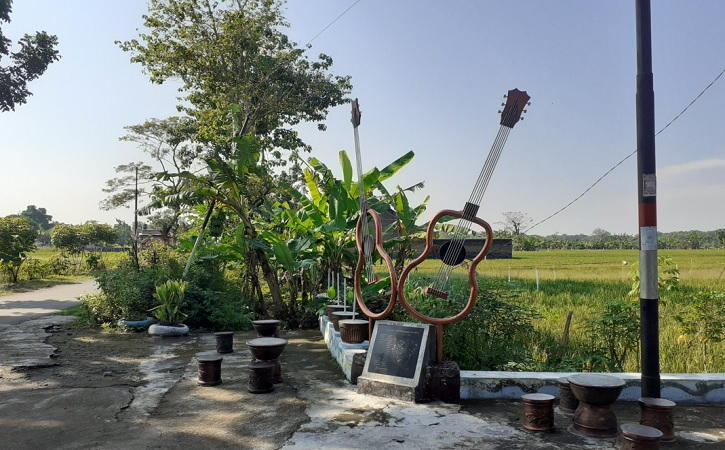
[397,89,530,362]
[351,99,398,336]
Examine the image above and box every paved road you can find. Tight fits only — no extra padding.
[0,279,98,325]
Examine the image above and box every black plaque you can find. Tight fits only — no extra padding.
[367,323,424,379]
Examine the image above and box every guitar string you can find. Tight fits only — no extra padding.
[353,124,376,282]
[430,130,503,288]
[432,98,521,293]
[431,128,506,288]
[431,127,509,290]
[433,127,510,291]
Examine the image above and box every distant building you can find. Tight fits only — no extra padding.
[137,229,169,245]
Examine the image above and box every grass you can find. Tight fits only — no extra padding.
[402,249,725,373]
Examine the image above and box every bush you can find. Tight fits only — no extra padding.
[85,249,253,330]
[585,299,639,371]
[20,258,49,280]
[395,276,539,370]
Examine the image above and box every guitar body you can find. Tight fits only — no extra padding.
[397,209,493,326]
[353,208,397,319]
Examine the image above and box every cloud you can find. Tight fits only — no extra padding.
[659,158,725,178]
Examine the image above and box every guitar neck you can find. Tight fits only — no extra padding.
[464,124,513,214]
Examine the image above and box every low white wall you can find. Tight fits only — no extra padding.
[319,315,725,404]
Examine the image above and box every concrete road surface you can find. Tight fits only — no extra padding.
[0,279,97,325]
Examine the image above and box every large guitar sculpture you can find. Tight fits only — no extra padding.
[351,99,398,336]
[397,89,530,362]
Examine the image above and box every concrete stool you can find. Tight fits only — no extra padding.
[339,319,369,343]
[521,393,555,432]
[252,320,281,337]
[197,353,223,386]
[620,423,662,449]
[558,377,579,415]
[248,361,275,394]
[639,397,675,442]
[569,373,624,438]
[215,331,234,353]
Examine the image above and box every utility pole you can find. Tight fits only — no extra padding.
[132,165,140,270]
[635,0,660,398]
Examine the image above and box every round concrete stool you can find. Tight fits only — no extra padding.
[558,377,579,415]
[339,318,369,343]
[248,361,275,394]
[521,393,556,432]
[620,423,662,450]
[639,397,675,442]
[252,319,281,337]
[569,373,625,438]
[325,304,346,321]
[197,353,223,386]
[215,331,234,353]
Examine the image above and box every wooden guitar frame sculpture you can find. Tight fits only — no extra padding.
[350,98,398,338]
[353,208,398,338]
[397,209,494,362]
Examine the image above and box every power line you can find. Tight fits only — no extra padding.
[524,66,725,233]
[307,0,363,44]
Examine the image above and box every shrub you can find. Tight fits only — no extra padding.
[396,276,539,370]
[79,292,118,324]
[674,290,725,372]
[20,258,49,280]
[150,280,188,325]
[585,299,639,371]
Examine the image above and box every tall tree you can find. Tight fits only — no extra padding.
[119,0,352,314]
[18,205,53,230]
[0,0,60,111]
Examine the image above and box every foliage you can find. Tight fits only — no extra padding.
[17,205,54,230]
[500,211,532,235]
[585,299,640,371]
[0,0,60,111]
[150,279,188,325]
[395,276,539,370]
[50,223,117,255]
[628,255,680,297]
[674,290,725,371]
[0,217,38,283]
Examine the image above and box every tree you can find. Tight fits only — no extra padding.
[113,220,134,246]
[0,217,37,283]
[501,211,532,235]
[716,229,725,248]
[100,162,153,212]
[18,205,53,230]
[50,224,86,255]
[0,0,60,111]
[120,0,351,314]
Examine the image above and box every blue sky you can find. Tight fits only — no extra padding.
[1,0,723,234]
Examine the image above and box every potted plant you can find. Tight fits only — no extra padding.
[147,280,190,337]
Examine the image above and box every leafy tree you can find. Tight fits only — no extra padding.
[50,224,86,255]
[117,0,351,156]
[100,162,153,212]
[113,220,134,246]
[0,217,38,282]
[501,211,532,235]
[83,223,116,247]
[17,205,54,230]
[0,0,60,111]
[716,229,725,248]
[120,0,351,316]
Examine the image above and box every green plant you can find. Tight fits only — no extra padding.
[586,299,639,371]
[628,255,680,297]
[150,279,188,325]
[0,217,38,283]
[674,290,725,372]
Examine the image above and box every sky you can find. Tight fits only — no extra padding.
[1,0,724,235]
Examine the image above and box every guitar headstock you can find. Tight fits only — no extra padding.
[499,89,530,128]
[351,98,361,127]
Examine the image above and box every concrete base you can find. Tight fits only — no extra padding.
[357,375,425,403]
[319,315,368,383]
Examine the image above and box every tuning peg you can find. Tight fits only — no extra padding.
[520,117,524,121]
[503,94,507,98]
[497,110,502,114]
[527,102,531,106]
[523,109,527,113]
[501,103,505,106]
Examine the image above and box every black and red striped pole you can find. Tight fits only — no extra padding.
[635,0,660,398]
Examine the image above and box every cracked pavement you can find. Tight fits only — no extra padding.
[0,316,723,449]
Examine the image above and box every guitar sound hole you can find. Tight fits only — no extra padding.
[439,241,466,266]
